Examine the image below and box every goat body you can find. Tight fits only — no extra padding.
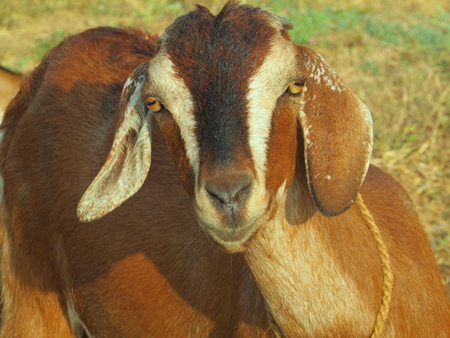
[1,4,449,337]
[0,26,268,337]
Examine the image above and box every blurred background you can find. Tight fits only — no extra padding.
[1,0,449,299]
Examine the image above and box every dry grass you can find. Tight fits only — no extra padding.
[0,0,449,300]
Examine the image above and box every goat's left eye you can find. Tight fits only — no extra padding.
[145,97,163,113]
[288,81,304,95]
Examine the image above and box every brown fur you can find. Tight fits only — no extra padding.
[246,133,450,336]
[0,26,269,337]
[1,3,449,337]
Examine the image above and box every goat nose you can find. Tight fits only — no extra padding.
[204,172,252,208]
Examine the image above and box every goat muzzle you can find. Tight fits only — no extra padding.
[194,167,271,252]
[204,171,252,219]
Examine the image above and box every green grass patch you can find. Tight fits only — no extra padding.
[284,6,450,55]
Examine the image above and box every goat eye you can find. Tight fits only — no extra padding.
[145,97,163,112]
[288,81,304,95]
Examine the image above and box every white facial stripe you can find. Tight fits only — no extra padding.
[147,53,199,176]
[246,38,297,180]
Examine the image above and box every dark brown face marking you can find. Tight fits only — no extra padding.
[141,3,310,252]
[160,3,280,167]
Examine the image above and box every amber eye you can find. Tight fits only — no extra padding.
[288,81,304,95]
[145,97,163,112]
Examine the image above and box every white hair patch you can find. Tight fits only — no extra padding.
[305,53,344,92]
[147,53,199,177]
[246,38,297,179]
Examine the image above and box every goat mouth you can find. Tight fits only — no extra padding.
[200,222,261,253]
[196,197,273,253]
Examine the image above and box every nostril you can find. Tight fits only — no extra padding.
[205,186,224,204]
[204,173,252,207]
[206,189,227,205]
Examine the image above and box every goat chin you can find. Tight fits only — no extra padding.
[197,213,270,254]
[195,196,274,253]
[1,3,449,338]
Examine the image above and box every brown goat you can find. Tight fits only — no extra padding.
[0,66,21,120]
[1,3,449,337]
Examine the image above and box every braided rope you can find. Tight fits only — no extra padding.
[356,193,394,338]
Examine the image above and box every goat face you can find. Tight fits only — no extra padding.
[78,3,373,253]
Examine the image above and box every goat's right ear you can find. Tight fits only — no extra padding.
[77,63,151,222]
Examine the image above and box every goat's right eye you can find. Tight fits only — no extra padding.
[288,81,305,95]
[145,97,163,113]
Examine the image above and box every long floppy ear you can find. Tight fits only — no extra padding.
[77,63,151,222]
[296,46,373,216]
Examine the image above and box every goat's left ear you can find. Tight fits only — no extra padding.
[296,46,373,216]
[77,63,151,222]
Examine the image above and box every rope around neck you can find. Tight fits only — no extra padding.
[267,193,394,338]
[356,193,394,338]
